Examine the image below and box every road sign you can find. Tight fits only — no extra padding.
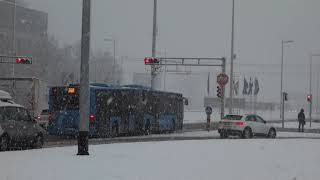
[205,106,213,115]
[217,73,229,87]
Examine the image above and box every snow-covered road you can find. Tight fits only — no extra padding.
[1,138,320,180]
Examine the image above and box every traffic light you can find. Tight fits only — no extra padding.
[16,57,32,64]
[217,86,222,98]
[144,57,160,65]
[307,95,312,102]
[283,92,288,101]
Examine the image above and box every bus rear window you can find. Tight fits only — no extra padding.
[51,88,79,110]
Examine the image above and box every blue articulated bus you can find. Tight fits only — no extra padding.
[48,83,186,137]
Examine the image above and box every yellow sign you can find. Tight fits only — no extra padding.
[68,87,76,94]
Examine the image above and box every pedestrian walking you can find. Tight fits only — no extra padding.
[298,108,306,132]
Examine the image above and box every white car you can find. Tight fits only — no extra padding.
[218,114,277,139]
[0,90,45,151]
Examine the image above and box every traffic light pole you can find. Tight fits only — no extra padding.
[145,57,226,119]
[282,92,285,128]
[309,55,313,128]
[221,58,226,119]
[78,0,91,156]
[151,0,158,90]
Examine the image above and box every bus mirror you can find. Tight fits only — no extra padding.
[184,98,189,106]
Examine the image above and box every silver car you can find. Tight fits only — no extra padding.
[0,102,46,151]
[218,114,277,139]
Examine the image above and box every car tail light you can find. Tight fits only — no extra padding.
[48,112,53,121]
[89,113,95,122]
[232,121,244,126]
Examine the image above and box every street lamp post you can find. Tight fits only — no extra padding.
[3,0,18,97]
[104,38,116,84]
[151,0,158,90]
[229,0,235,114]
[77,0,91,156]
[309,54,320,128]
[280,40,293,128]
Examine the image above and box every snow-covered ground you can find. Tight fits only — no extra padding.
[271,122,320,129]
[145,130,320,139]
[1,138,320,180]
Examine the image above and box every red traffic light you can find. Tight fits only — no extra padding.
[16,58,22,63]
[307,95,312,102]
[144,57,160,65]
[144,57,152,64]
[16,57,32,64]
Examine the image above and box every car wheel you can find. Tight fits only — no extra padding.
[242,128,252,139]
[220,132,228,139]
[111,124,119,138]
[0,135,9,151]
[268,128,276,139]
[33,135,44,149]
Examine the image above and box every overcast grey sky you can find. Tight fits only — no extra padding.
[25,0,320,105]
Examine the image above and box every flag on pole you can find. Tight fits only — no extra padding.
[254,77,260,95]
[248,77,253,95]
[207,72,210,96]
[243,77,248,95]
[234,79,239,96]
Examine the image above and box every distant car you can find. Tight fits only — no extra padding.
[218,114,277,139]
[35,109,49,130]
[0,100,46,151]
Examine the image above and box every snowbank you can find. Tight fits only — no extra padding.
[1,138,320,180]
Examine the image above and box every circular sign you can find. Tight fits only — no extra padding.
[205,106,213,115]
[217,73,229,87]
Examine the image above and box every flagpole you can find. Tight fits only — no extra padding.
[207,72,210,96]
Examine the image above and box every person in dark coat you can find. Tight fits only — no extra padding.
[298,108,306,132]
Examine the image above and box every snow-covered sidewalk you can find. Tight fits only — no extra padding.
[1,138,320,180]
[271,121,320,129]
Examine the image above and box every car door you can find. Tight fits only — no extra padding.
[15,107,30,141]
[19,108,38,140]
[255,115,268,135]
[245,115,258,133]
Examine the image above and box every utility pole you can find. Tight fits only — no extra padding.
[104,38,116,84]
[112,39,116,84]
[229,0,235,114]
[221,57,226,118]
[12,0,17,98]
[280,41,284,128]
[151,0,157,90]
[309,54,320,128]
[317,72,319,117]
[309,55,312,128]
[77,0,91,156]
[280,40,293,128]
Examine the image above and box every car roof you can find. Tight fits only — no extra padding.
[0,90,12,100]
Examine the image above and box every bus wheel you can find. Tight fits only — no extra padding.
[111,124,119,137]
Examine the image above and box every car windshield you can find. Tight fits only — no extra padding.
[222,115,243,120]
[0,106,18,121]
[0,107,30,121]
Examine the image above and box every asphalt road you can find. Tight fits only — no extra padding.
[43,121,320,148]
